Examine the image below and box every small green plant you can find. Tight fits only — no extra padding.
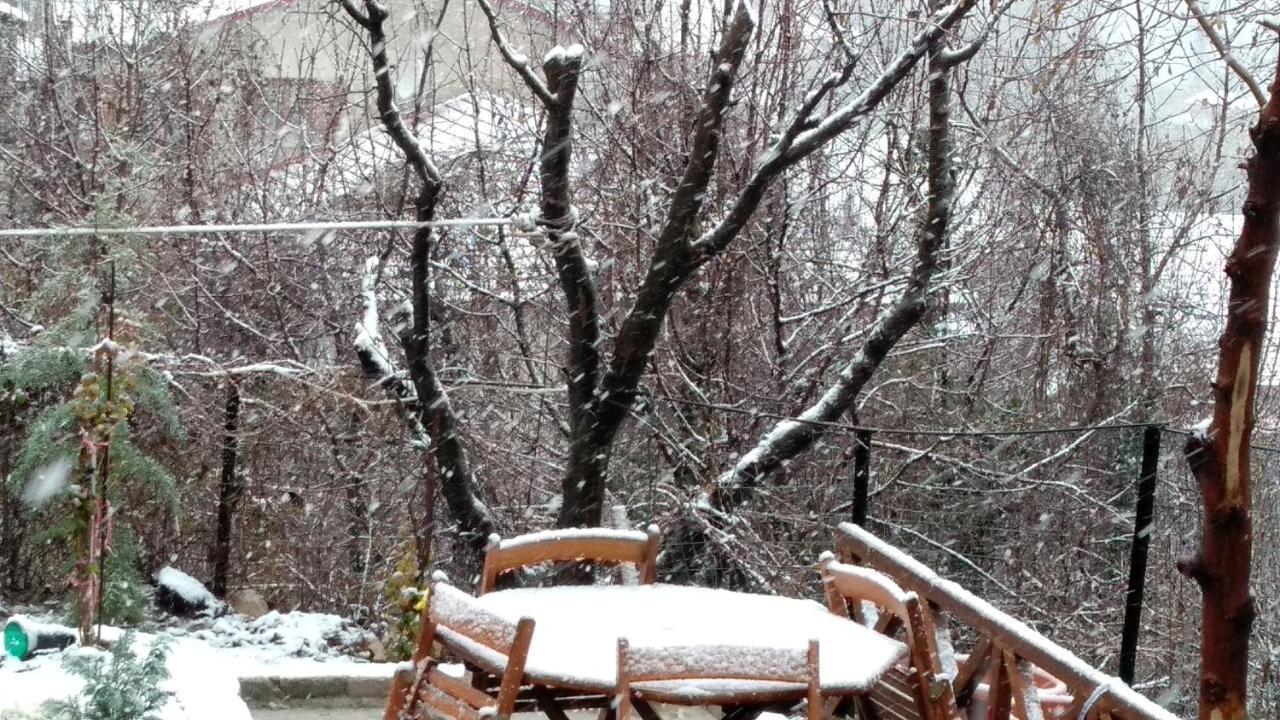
[382,544,426,662]
[40,632,172,720]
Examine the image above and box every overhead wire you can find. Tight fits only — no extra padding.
[0,217,536,238]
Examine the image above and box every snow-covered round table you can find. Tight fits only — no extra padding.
[435,584,908,707]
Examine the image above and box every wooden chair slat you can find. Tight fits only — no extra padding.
[870,681,917,708]
[426,667,493,709]
[953,637,993,701]
[1004,650,1046,720]
[864,689,920,720]
[391,579,537,720]
[616,637,824,720]
[481,527,662,594]
[418,684,484,720]
[987,649,1013,720]
[873,670,927,720]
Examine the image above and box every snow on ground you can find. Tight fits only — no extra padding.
[181,609,374,660]
[0,626,252,720]
[0,605,398,718]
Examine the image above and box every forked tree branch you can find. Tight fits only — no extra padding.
[474,0,556,106]
[707,5,965,512]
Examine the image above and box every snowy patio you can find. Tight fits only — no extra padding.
[372,525,1182,720]
[0,522,1197,720]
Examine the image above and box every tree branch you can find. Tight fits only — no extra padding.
[473,0,557,106]
[340,0,442,187]
[1185,0,1268,108]
[707,5,963,512]
[590,0,757,446]
[342,0,493,551]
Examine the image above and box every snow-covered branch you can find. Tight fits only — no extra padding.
[1185,0,1268,108]
[473,0,556,106]
[354,256,398,384]
[704,8,965,511]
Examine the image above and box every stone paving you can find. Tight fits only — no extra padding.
[250,709,380,720]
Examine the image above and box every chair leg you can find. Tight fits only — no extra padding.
[631,697,663,720]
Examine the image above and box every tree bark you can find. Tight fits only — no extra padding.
[0,388,24,594]
[1178,49,1280,720]
[341,0,494,553]
[210,380,240,598]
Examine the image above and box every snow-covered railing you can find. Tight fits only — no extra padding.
[834,523,1183,720]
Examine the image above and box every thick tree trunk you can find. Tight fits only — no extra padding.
[210,381,241,598]
[1179,51,1280,720]
[402,198,496,553]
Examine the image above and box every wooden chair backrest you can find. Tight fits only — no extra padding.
[398,580,534,720]
[819,554,917,636]
[818,554,950,720]
[616,638,823,720]
[480,525,661,593]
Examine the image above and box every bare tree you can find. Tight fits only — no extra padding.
[339,0,496,553]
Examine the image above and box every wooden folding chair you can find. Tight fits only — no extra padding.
[479,525,662,594]
[386,577,535,720]
[817,553,957,720]
[615,638,825,720]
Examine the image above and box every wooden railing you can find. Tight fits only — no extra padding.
[835,523,1183,720]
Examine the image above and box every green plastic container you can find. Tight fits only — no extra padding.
[4,619,30,659]
[3,617,76,660]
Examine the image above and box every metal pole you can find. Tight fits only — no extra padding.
[1119,424,1161,684]
[852,429,873,527]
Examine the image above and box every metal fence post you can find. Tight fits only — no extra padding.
[1119,423,1161,685]
[852,429,873,527]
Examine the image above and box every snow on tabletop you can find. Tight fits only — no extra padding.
[497,526,650,550]
[468,584,906,694]
[155,567,216,606]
